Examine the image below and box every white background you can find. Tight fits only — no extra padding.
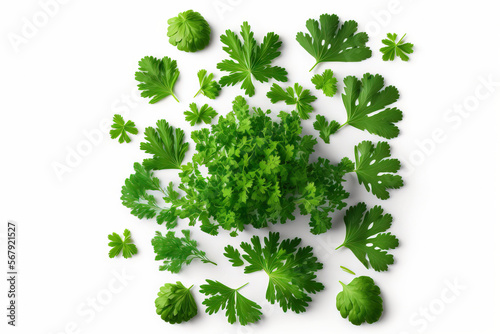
[1,0,499,333]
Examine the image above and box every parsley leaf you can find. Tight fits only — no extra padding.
[380,33,414,61]
[141,119,189,170]
[135,56,180,103]
[109,114,138,144]
[151,230,216,273]
[266,83,317,120]
[121,163,180,226]
[313,115,340,144]
[200,280,262,325]
[155,282,197,324]
[337,203,399,271]
[167,10,211,52]
[337,276,383,325]
[194,69,221,99]
[311,69,337,97]
[108,229,137,259]
[354,141,403,200]
[184,103,218,126]
[223,245,244,267]
[217,22,288,96]
[228,232,324,313]
[341,73,403,139]
[296,13,372,71]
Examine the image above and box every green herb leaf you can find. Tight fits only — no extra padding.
[380,33,414,61]
[337,203,399,271]
[167,10,211,52]
[109,114,138,144]
[135,56,180,103]
[296,13,371,71]
[184,103,218,126]
[229,232,324,313]
[337,276,383,325]
[266,83,317,120]
[217,22,288,96]
[313,115,340,143]
[152,230,216,273]
[195,69,221,99]
[200,280,262,325]
[108,229,137,259]
[311,69,337,97]
[141,119,189,170]
[223,245,244,267]
[342,73,403,139]
[155,282,197,324]
[354,141,403,200]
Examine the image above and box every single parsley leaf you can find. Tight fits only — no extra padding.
[121,163,180,227]
[337,276,383,325]
[194,69,221,99]
[108,229,137,259]
[200,280,262,326]
[380,33,414,61]
[167,10,211,52]
[342,73,403,139]
[337,202,399,271]
[266,83,317,120]
[184,103,218,126]
[140,119,189,170]
[313,115,340,144]
[135,56,180,103]
[296,13,372,71]
[223,245,244,267]
[229,232,324,313]
[217,21,288,97]
[151,230,216,273]
[354,141,403,200]
[155,282,197,324]
[311,69,337,97]
[110,114,138,144]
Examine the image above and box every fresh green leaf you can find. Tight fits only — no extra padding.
[313,115,340,143]
[135,56,180,103]
[266,83,317,119]
[342,73,403,139]
[194,69,221,99]
[110,114,138,144]
[108,229,137,259]
[228,232,324,313]
[311,69,337,97]
[217,22,288,96]
[151,230,216,273]
[337,276,383,325]
[155,282,197,324]
[380,33,414,61]
[354,141,403,200]
[296,13,371,71]
[337,203,399,271]
[200,280,262,325]
[167,10,211,52]
[223,245,244,267]
[141,119,189,170]
[184,103,218,126]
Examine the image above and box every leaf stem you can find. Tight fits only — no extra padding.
[236,282,249,291]
[309,62,320,72]
[340,266,356,275]
[335,243,344,250]
[193,88,202,98]
[172,93,180,103]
